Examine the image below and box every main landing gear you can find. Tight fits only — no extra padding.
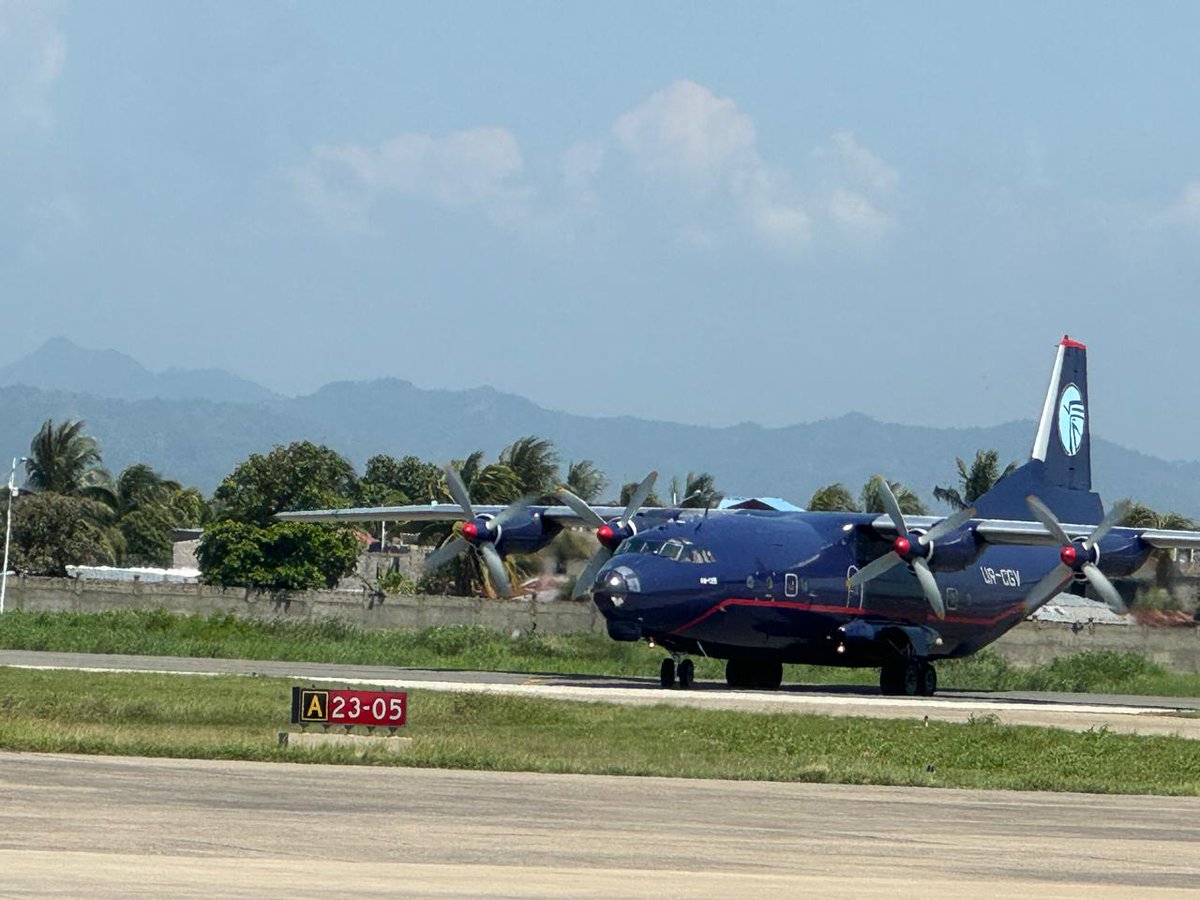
[725,657,783,690]
[659,656,695,689]
[879,659,937,697]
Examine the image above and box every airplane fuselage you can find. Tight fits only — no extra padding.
[590,509,1150,667]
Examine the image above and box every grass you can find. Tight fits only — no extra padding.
[2,609,1199,696]
[0,667,1197,795]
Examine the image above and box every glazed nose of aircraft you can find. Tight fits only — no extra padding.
[594,563,641,603]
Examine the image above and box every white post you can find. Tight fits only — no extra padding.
[1,457,19,614]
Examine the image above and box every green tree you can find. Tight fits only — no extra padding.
[933,449,1017,510]
[564,459,605,502]
[500,436,561,499]
[860,478,927,516]
[807,483,861,512]
[9,492,117,576]
[212,441,359,526]
[196,520,361,591]
[619,481,662,508]
[1117,502,1196,592]
[668,471,723,508]
[24,419,114,505]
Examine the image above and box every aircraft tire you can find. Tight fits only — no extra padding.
[755,660,783,690]
[725,658,748,688]
[903,662,921,696]
[678,658,695,689]
[918,662,937,697]
[879,662,903,695]
[659,658,676,689]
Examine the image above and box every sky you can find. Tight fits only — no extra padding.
[2,1,1200,460]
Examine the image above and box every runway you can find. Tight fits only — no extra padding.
[3,649,1200,738]
[2,752,1198,898]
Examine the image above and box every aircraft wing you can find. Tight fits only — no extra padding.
[871,516,1200,549]
[274,503,632,527]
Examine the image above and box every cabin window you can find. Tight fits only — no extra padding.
[945,587,959,610]
[785,573,799,597]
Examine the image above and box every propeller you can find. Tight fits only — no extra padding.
[559,471,658,599]
[424,464,533,598]
[849,476,977,620]
[1021,496,1130,614]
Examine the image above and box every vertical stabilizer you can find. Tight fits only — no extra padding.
[973,336,1102,523]
[1030,336,1091,491]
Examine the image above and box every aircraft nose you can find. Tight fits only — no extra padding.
[594,563,641,603]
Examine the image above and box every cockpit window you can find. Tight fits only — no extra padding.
[616,536,715,563]
[659,539,684,561]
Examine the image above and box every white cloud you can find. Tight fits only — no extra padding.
[610,80,813,253]
[0,0,65,130]
[1158,182,1200,230]
[293,79,899,254]
[826,131,898,192]
[295,126,532,229]
[613,80,758,189]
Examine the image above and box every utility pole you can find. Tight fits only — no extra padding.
[2,456,25,614]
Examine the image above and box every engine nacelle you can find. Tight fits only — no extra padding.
[925,528,985,572]
[466,510,562,557]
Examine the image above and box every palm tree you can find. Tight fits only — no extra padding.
[933,449,1017,510]
[668,471,723,508]
[807,483,860,512]
[564,459,605,502]
[619,481,662,508]
[24,419,114,503]
[860,478,927,516]
[500,436,560,499]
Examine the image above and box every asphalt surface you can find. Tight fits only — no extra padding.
[2,753,1198,898]
[3,650,1200,738]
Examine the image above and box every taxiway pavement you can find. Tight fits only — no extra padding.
[2,752,1198,898]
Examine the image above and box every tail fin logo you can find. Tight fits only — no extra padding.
[1057,384,1086,456]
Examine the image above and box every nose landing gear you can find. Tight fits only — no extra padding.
[658,655,696,689]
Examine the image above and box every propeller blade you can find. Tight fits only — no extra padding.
[911,557,946,620]
[572,548,614,599]
[848,550,902,587]
[1025,496,1073,546]
[491,495,535,531]
[444,465,476,519]
[479,541,513,598]
[920,506,977,546]
[1081,562,1126,613]
[620,471,658,525]
[425,535,469,570]
[1022,562,1072,612]
[1083,500,1130,551]
[874,476,908,537]
[557,487,607,528]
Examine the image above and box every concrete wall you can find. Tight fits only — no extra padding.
[4,576,1198,672]
[990,619,1200,673]
[3,576,604,636]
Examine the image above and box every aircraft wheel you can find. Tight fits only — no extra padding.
[755,660,783,690]
[918,662,937,697]
[677,658,695,689]
[725,658,750,688]
[659,657,676,689]
[902,661,921,696]
[879,661,904,695]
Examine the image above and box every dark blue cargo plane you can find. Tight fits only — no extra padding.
[278,337,1200,696]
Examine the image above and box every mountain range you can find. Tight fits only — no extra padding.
[3,338,1200,516]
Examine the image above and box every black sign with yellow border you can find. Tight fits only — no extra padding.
[291,688,329,723]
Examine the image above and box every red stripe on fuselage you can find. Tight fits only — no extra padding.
[669,597,1026,636]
